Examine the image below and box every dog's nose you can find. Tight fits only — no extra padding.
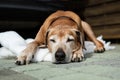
[55,48,66,62]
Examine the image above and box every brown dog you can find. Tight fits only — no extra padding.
[16,10,105,65]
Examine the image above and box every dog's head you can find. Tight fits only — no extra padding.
[46,28,83,63]
[42,11,84,63]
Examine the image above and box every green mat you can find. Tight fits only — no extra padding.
[0,44,120,80]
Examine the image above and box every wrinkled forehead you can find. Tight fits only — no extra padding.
[48,29,76,39]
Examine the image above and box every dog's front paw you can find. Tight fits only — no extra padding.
[94,46,105,53]
[15,51,34,65]
[71,50,84,62]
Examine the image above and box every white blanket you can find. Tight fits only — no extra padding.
[0,31,115,62]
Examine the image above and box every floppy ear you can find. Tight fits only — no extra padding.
[45,30,50,46]
[75,30,85,49]
[35,11,61,45]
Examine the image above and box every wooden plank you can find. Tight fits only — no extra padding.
[84,0,120,17]
[92,25,120,39]
[86,0,116,6]
[86,13,120,26]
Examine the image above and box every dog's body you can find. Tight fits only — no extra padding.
[16,10,105,65]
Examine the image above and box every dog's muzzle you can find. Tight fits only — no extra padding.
[54,48,66,64]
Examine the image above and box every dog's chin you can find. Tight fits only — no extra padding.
[52,61,67,64]
[52,58,71,64]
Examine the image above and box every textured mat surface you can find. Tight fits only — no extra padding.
[0,44,120,80]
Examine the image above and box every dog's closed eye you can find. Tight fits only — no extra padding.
[50,39,56,43]
[67,38,74,42]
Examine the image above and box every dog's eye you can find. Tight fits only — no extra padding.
[50,39,56,43]
[67,38,74,42]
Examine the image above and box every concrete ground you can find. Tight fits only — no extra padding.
[0,44,120,80]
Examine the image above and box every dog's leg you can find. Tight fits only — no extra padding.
[81,21,105,53]
[16,25,47,65]
[15,41,39,65]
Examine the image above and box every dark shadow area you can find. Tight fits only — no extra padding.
[0,0,88,39]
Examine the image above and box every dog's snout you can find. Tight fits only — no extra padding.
[55,48,66,62]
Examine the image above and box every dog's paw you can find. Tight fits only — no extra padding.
[94,46,105,53]
[71,50,84,62]
[94,40,105,53]
[15,51,34,65]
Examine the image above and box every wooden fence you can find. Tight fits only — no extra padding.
[84,0,120,39]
